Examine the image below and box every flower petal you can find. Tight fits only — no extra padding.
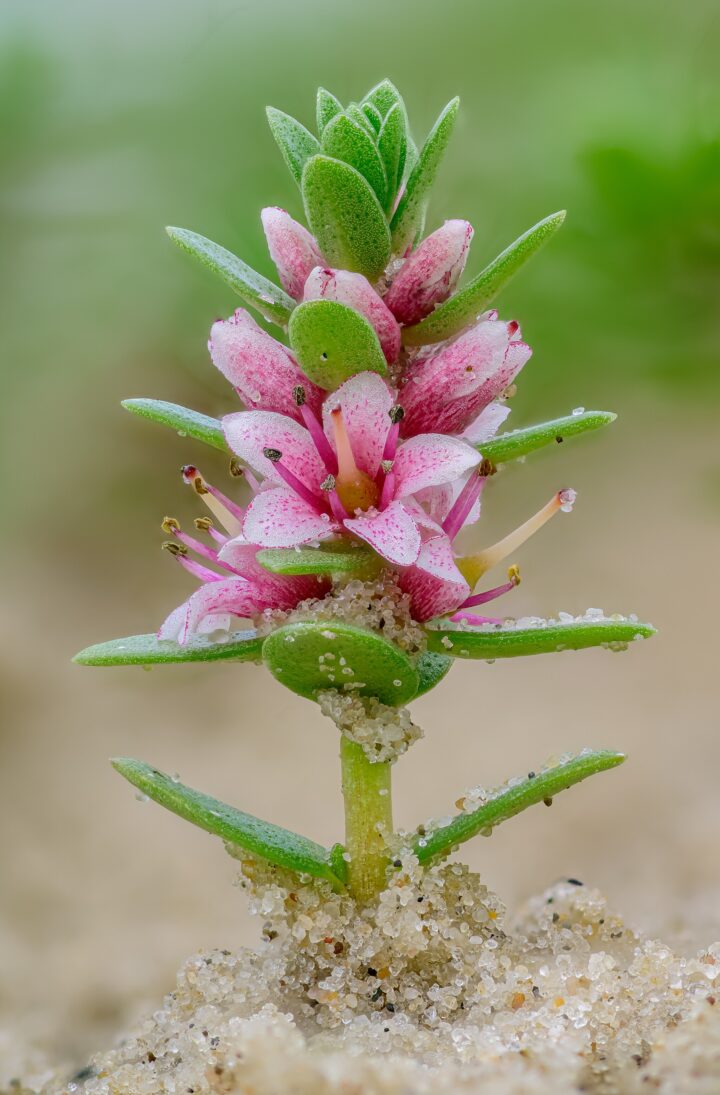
[344,500,421,566]
[393,434,480,497]
[261,207,323,301]
[384,219,473,325]
[322,371,395,479]
[209,309,323,420]
[461,400,511,445]
[218,539,322,603]
[159,578,261,644]
[243,486,338,547]
[398,535,470,622]
[224,410,327,490]
[399,314,531,437]
[303,266,401,364]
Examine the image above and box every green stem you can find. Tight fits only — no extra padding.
[340,736,393,905]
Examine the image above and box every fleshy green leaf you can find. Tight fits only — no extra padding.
[362,79,403,120]
[378,102,408,214]
[414,750,625,864]
[266,107,321,186]
[302,154,391,280]
[316,87,343,133]
[413,652,453,698]
[480,411,617,464]
[166,227,294,327]
[289,299,387,389]
[425,618,655,660]
[403,210,566,346]
[122,398,227,451]
[390,96,460,254]
[256,546,379,577]
[262,622,420,705]
[361,101,383,133]
[113,758,343,887]
[321,113,388,206]
[346,103,378,138]
[74,630,263,667]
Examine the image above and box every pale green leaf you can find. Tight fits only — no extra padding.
[74,631,263,667]
[480,411,617,464]
[256,546,379,577]
[289,299,387,389]
[378,102,408,214]
[122,398,227,451]
[316,87,343,133]
[266,106,321,186]
[425,618,655,660]
[390,97,460,254]
[362,79,403,120]
[302,155,391,279]
[321,112,388,206]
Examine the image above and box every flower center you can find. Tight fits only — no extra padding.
[331,408,380,514]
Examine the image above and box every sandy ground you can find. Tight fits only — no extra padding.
[2,399,720,1079]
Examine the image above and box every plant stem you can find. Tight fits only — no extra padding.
[340,736,393,905]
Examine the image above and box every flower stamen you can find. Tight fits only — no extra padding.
[162,541,222,583]
[293,386,337,473]
[442,462,493,541]
[181,465,244,536]
[331,408,379,513]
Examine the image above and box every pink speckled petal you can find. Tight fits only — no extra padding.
[413,484,455,525]
[243,486,338,547]
[223,410,327,491]
[322,371,395,478]
[397,534,470,622]
[385,219,473,326]
[393,434,480,497]
[261,207,323,301]
[303,266,401,364]
[344,500,421,566]
[461,401,511,445]
[209,308,323,420]
[218,539,322,603]
[159,578,261,644]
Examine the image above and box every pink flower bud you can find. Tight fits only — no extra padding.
[303,267,401,364]
[385,220,473,326]
[261,207,323,301]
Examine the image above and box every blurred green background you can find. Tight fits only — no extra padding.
[1,0,719,1073]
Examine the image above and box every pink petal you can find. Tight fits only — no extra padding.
[413,484,454,525]
[303,267,401,364]
[159,578,261,644]
[224,410,327,491]
[392,434,480,497]
[397,535,470,622]
[218,539,323,603]
[209,309,323,420]
[461,401,511,445]
[399,315,532,437]
[322,372,395,479]
[243,486,338,547]
[261,207,323,301]
[384,220,473,326]
[344,501,421,566]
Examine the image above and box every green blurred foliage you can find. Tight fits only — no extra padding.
[0,0,717,557]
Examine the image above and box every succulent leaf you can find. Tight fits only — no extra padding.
[425,618,655,660]
[390,97,460,254]
[414,652,453,698]
[122,398,227,451]
[256,546,379,577]
[316,87,343,133]
[74,630,263,666]
[262,621,420,705]
[289,299,388,389]
[377,103,408,214]
[362,79,403,120]
[403,210,566,346]
[166,227,294,326]
[479,410,617,464]
[361,101,383,133]
[321,112,388,206]
[112,758,344,887]
[266,107,321,186]
[414,750,626,864]
[302,155,391,279]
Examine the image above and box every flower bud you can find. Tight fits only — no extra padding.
[261,207,323,300]
[303,266,401,364]
[385,220,473,325]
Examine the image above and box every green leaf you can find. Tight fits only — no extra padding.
[346,103,378,138]
[390,96,460,254]
[425,618,655,660]
[302,154,391,280]
[122,398,227,452]
[256,546,379,577]
[74,630,264,667]
[362,79,403,119]
[361,101,383,133]
[479,411,617,464]
[289,299,387,389]
[378,103,408,214]
[266,107,321,186]
[166,227,294,327]
[413,652,453,698]
[414,750,625,864]
[321,113,388,206]
[402,211,566,346]
[262,622,420,705]
[113,758,343,888]
[316,87,343,133]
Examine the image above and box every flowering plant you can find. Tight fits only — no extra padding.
[76,81,654,906]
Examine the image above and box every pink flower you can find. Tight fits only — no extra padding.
[303,266,401,364]
[398,311,531,438]
[208,309,324,422]
[384,220,473,326]
[261,207,323,301]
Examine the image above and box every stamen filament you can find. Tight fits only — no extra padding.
[162,542,222,583]
[229,458,260,493]
[294,386,337,473]
[194,517,228,546]
[263,448,324,511]
[457,489,576,588]
[456,571,519,611]
[378,470,395,511]
[442,471,487,541]
[181,466,244,536]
